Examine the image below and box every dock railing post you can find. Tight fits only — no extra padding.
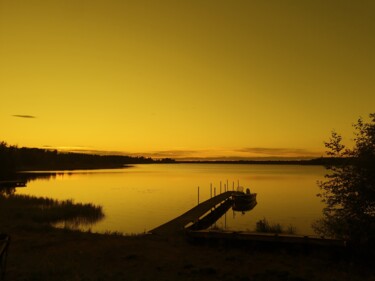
[225,211,227,229]
[197,186,200,205]
[0,234,10,281]
[210,183,212,198]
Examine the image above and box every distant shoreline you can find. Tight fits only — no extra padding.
[173,157,344,166]
[1,142,347,178]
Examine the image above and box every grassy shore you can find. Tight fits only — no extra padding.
[1,194,374,281]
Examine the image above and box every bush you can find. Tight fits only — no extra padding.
[314,113,375,245]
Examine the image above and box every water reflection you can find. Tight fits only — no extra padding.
[1,172,105,231]
[15,164,326,235]
[232,188,257,214]
[187,199,233,231]
[0,180,26,195]
[53,212,105,230]
[0,193,104,231]
[189,192,258,231]
[0,172,61,195]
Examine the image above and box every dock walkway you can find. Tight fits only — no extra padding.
[150,191,233,235]
[0,180,26,188]
[186,230,347,248]
[0,234,10,281]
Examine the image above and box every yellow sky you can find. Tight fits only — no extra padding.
[1,0,374,160]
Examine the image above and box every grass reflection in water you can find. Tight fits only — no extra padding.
[0,193,104,231]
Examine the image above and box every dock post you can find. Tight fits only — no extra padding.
[197,186,200,205]
[210,183,212,198]
[225,211,227,229]
[220,181,222,194]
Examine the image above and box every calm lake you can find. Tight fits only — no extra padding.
[16,164,327,235]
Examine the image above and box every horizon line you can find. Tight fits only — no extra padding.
[39,146,325,161]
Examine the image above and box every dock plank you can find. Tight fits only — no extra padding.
[150,191,233,235]
[187,230,347,247]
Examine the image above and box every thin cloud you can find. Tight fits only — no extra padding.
[12,114,36,119]
[38,146,323,161]
[133,150,198,158]
[237,147,321,157]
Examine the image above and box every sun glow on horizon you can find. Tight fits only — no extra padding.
[1,0,374,155]
[32,145,324,161]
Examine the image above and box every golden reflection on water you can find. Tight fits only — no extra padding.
[16,164,326,235]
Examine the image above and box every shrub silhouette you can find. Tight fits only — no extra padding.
[314,113,375,246]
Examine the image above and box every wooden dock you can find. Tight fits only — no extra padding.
[0,234,10,280]
[186,199,233,231]
[0,180,26,188]
[150,191,234,235]
[186,230,347,248]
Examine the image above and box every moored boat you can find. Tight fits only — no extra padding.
[232,187,257,212]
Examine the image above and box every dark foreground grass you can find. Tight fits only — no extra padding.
[1,194,374,281]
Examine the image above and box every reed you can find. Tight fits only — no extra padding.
[0,193,104,229]
[255,218,296,234]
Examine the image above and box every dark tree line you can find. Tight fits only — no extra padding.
[314,113,375,247]
[0,142,174,175]
[177,158,348,165]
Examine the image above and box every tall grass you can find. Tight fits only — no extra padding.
[255,218,296,234]
[0,194,104,229]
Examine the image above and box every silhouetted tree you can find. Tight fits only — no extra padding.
[314,113,375,246]
[0,141,158,172]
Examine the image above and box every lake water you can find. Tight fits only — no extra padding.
[16,164,327,235]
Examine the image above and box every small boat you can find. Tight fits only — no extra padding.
[0,180,27,188]
[232,187,257,212]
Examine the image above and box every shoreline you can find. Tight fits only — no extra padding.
[3,223,375,281]
[1,192,374,280]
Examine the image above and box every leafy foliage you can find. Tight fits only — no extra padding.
[314,113,375,244]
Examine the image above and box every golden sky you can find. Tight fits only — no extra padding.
[1,0,374,160]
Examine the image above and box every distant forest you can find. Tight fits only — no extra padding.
[177,158,347,166]
[0,141,175,175]
[1,141,346,176]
